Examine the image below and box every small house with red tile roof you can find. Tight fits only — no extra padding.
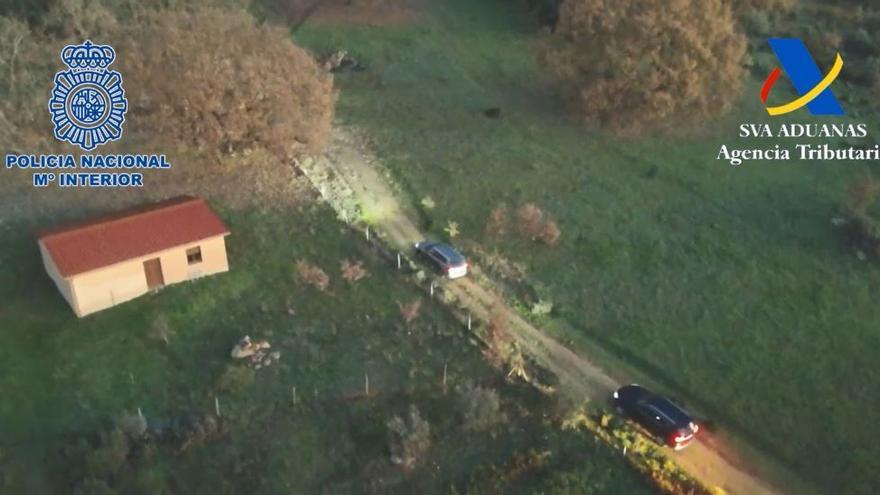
[38,196,231,317]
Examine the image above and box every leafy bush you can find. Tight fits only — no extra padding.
[84,428,130,479]
[118,412,148,440]
[295,260,331,291]
[340,259,369,283]
[483,311,514,370]
[387,405,431,470]
[542,0,746,133]
[457,383,505,431]
[530,299,554,317]
[516,203,562,245]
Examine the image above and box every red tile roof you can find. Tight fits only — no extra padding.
[39,196,230,278]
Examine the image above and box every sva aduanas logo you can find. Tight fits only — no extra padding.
[716,38,880,166]
[760,38,844,116]
[48,40,128,151]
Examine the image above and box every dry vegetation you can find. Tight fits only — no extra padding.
[516,203,561,245]
[486,202,561,246]
[482,310,514,370]
[397,299,422,325]
[118,8,335,159]
[340,258,369,283]
[542,0,747,133]
[295,259,331,291]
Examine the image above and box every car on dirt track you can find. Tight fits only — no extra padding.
[414,240,468,279]
[612,384,699,451]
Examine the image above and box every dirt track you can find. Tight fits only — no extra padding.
[312,128,793,495]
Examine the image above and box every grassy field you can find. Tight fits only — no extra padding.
[0,204,652,494]
[294,1,880,493]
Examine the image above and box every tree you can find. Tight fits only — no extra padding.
[542,0,746,133]
[116,7,336,159]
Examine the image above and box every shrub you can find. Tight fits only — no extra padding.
[483,311,514,369]
[486,203,510,238]
[117,412,148,440]
[542,0,746,133]
[340,259,369,283]
[84,428,130,479]
[516,203,562,245]
[516,203,545,240]
[457,383,505,431]
[295,260,330,291]
[117,7,336,159]
[444,220,460,239]
[538,219,562,246]
[530,299,554,317]
[387,405,430,470]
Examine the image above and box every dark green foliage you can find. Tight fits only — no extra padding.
[84,428,130,479]
[74,479,118,495]
[523,0,562,26]
[457,383,505,432]
[214,365,256,394]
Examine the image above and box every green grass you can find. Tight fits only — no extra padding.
[0,204,650,494]
[293,2,880,493]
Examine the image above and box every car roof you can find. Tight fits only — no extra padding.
[428,243,465,264]
[641,395,693,426]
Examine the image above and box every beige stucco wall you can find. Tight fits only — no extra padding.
[39,241,79,313]
[57,234,230,317]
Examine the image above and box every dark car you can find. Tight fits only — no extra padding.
[414,240,468,279]
[612,384,699,450]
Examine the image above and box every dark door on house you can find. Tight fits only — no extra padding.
[143,258,165,290]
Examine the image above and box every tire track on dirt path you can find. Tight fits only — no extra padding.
[306,127,792,495]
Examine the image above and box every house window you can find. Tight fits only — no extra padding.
[186,246,203,265]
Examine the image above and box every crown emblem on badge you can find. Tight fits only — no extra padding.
[61,40,116,71]
[48,40,128,151]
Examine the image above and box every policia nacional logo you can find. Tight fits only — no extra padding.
[48,40,128,151]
